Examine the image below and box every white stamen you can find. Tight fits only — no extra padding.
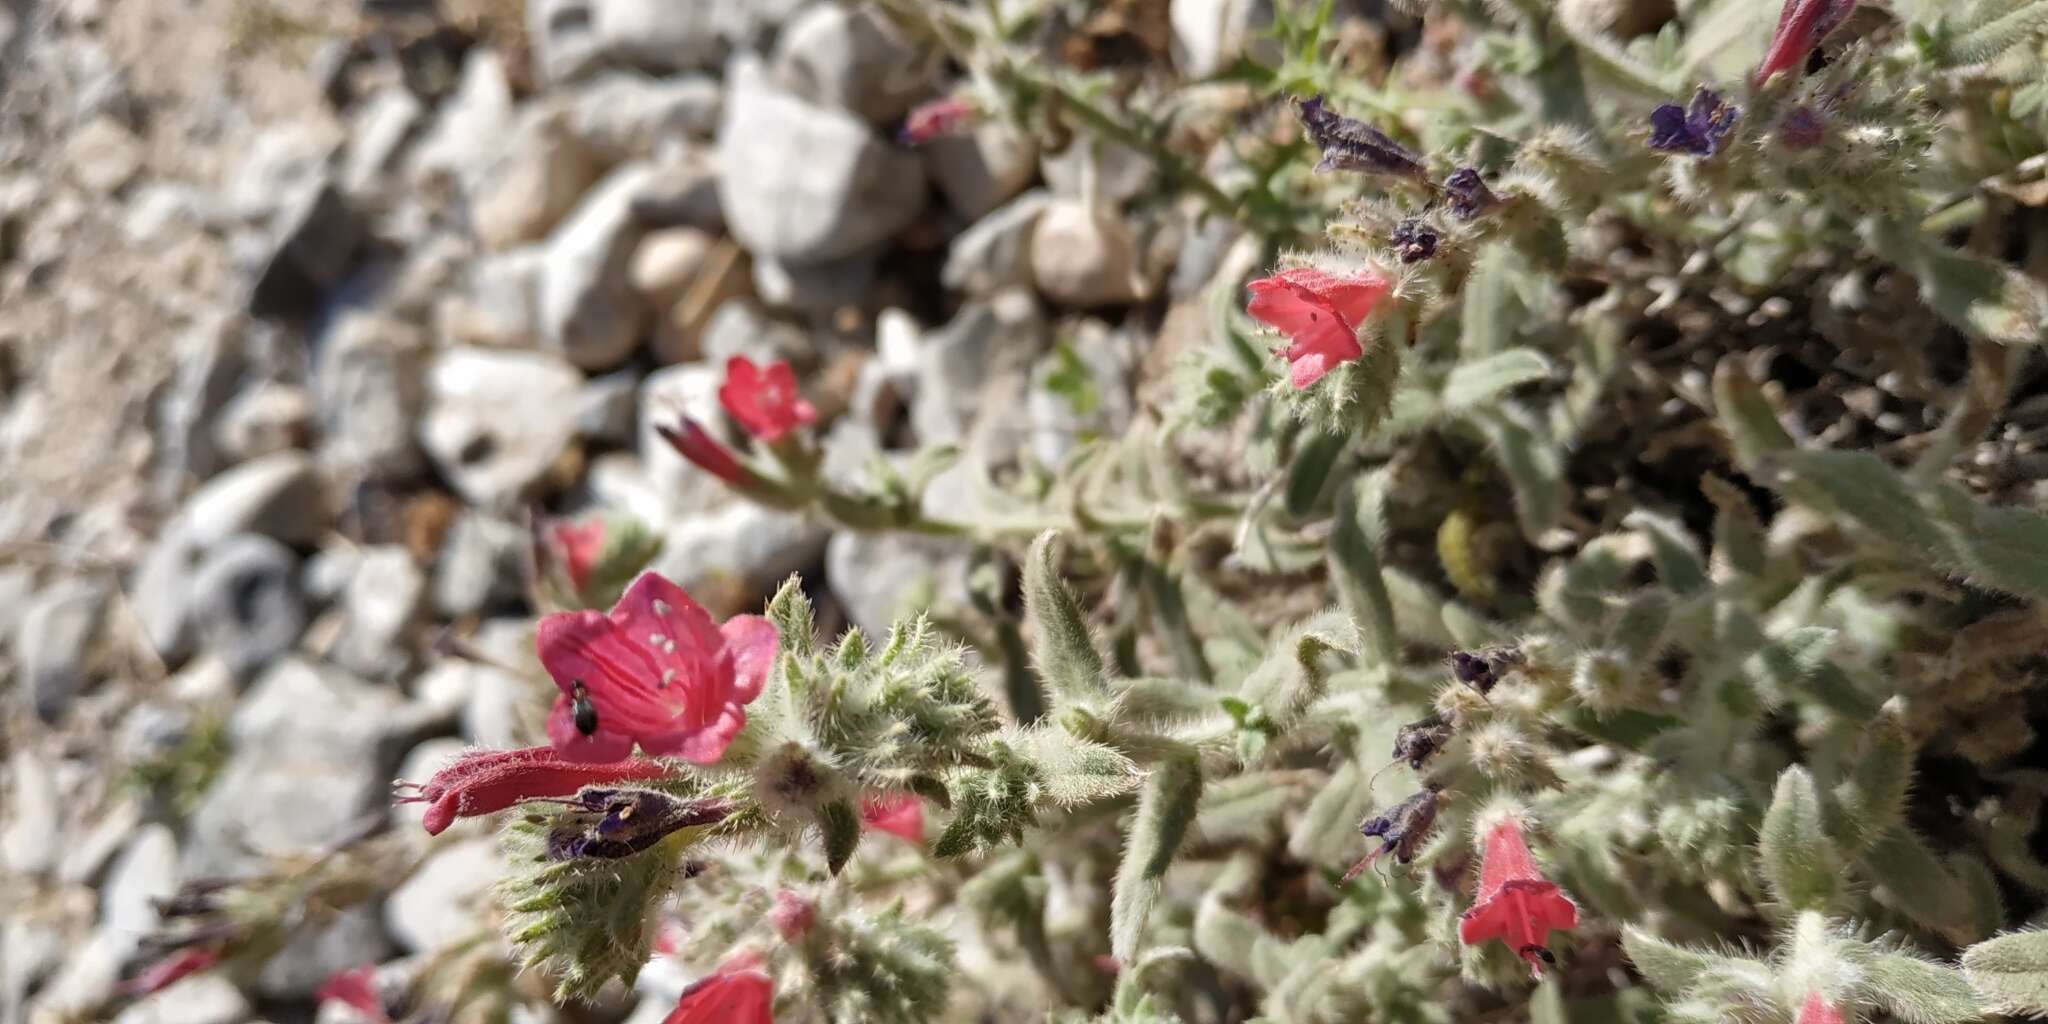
[660,669,676,688]
[653,600,671,616]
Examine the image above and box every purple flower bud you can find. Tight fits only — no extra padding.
[1295,95,1427,179]
[1343,783,1444,881]
[1648,88,1740,157]
[1443,167,1501,220]
[1778,105,1826,150]
[545,789,736,860]
[1391,218,1439,264]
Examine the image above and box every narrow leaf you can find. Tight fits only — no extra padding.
[1027,531,1110,704]
[1963,930,2048,1015]
[1111,755,1203,961]
[1759,766,1841,913]
[818,799,863,875]
[1329,473,1399,664]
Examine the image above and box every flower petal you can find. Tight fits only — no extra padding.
[645,704,749,765]
[720,615,779,702]
[662,969,774,1024]
[537,609,677,736]
[546,694,639,763]
[861,794,925,844]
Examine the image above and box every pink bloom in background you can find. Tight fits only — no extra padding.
[899,96,976,145]
[860,794,925,844]
[549,518,606,594]
[1755,0,1855,84]
[1457,818,1579,976]
[123,947,220,996]
[662,956,775,1024]
[1797,992,1848,1024]
[770,889,817,941]
[656,418,751,487]
[1246,266,1392,389]
[316,965,389,1023]
[720,356,817,443]
[393,744,670,836]
[538,571,777,764]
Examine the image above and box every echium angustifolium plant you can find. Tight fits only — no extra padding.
[135,0,2048,1020]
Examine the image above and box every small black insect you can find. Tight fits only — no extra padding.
[1449,645,1526,696]
[1341,783,1444,882]
[570,680,599,737]
[544,788,735,861]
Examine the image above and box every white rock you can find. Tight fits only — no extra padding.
[699,300,810,368]
[343,86,424,198]
[441,246,545,348]
[537,162,657,370]
[113,975,249,1024]
[716,59,925,266]
[28,931,123,1021]
[1040,137,1153,204]
[420,347,584,508]
[186,451,329,547]
[151,315,247,496]
[771,4,931,123]
[255,907,390,1001]
[942,190,1050,295]
[631,227,717,308]
[1,750,61,875]
[1029,199,1146,308]
[101,826,179,957]
[637,362,731,513]
[18,578,106,721]
[214,382,312,463]
[411,49,517,195]
[568,73,724,161]
[528,0,727,83]
[826,532,972,637]
[471,110,603,251]
[433,512,526,618]
[386,839,501,953]
[1169,0,1278,78]
[650,504,828,596]
[750,250,877,316]
[924,123,1038,220]
[190,534,305,682]
[315,311,428,482]
[577,370,642,445]
[333,545,426,680]
[912,289,1047,450]
[65,115,142,194]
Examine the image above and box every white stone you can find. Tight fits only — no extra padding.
[1029,199,1145,308]
[386,839,502,952]
[537,162,657,370]
[420,347,584,508]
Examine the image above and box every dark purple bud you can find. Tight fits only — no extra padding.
[1450,645,1525,695]
[1648,88,1740,157]
[1390,219,1439,264]
[1391,712,1453,771]
[1778,105,1825,150]
[1344,783,1443,881]
[1295,95,1427,179]
[1443,168,1501,220]
[546,789,736,860]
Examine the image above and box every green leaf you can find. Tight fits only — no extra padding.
[1111,755,1203,962]
[1471,402,1565,540]
[766,575,817,659]
[818,798,862,875]
[1861,951,1984,1024]
[1624,510,1709,596]
[1461,243,1525,357]
[1963,930,2048,1015]
[1023,728,1142,806]
[1703,474,1769,577]
[1861,827,1972,940]
[1285,430,1347,518]
[1863,218,2046,344]
[1328,473,1399,664]
[1027,531,1111,705]
[1712,358,1795,468]
[1621,926,1762,994]
[1759,766,1841,913]
[1832,700,1914,853]
[1441,348,1555,411]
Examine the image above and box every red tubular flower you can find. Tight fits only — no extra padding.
[549,518,606,594]
[860,794,925,844]
[719,356,817,443]
[538,571,777,765]
[1797,993,1848,1024]
[770,889,816,941]
[1246,266,1392,389]
[123,947,220,995]
[1755,0,1855,84]
[899,96,976,145]
[393,745,672,836]
[316,965,389,1024]
[1457,818,1579,976]
[663,957,775,1024]
[656,418,751,487]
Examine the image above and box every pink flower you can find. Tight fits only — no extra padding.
[316,965,389,1023]
[1246,266,1392,389]
[656,418,752,488]
[538,571,777,764]
[1755,0,1854,85]
[769,889,816,941]
[899,96,976,145]
[662,957,775,1024]
[860,794,924,844]
[393,745,671,836]
[720,357,817,443]
[123,947,220,996]
[1457,818,1579,976]
[548,518,606,594]
[1797,993,1848,1024]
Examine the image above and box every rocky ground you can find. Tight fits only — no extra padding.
[0,0,1276,1021]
